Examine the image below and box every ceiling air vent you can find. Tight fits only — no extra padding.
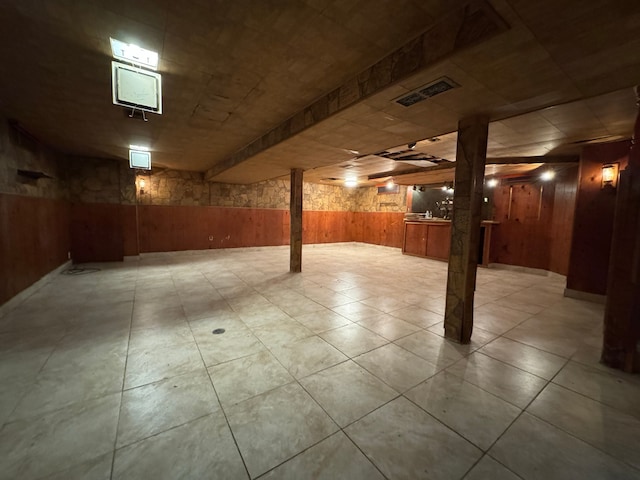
[395,77,459,107]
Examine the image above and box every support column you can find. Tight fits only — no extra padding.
[290,168,303,273]
[444,115,489,343]
[602,86,640,372]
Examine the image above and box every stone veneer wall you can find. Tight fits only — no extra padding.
[66,156,136,205]
[133,167,408,212]
[0,120,66,198]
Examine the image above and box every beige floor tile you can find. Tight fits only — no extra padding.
[41,452,113,480]
[395,330,465,369]
[463,455,521,480]
[472,303,533,334]
[346,397,482,479]
[529,383,640,470]
[354,343,438,392]
[261,432,384,480]
[113,413,247,480]
[209,350,293,407]
[389,305,443,328]
[0,393,120,480]
[479,337,566,380]
[331,302,383,322]
[319,323,389,357]
[552,361,640,419]
[251,318,314,347]
[226,382,338,478]
[406,372,521,450]
[446,352,548,408]
[128,322,194,353]
[293,309,351,333]
[11,352,125,421]
[490,413,640,480]
[124,342,204,389]
[194,328,267,366]
[117,371,219,448]
[300,360,397,427]
[361,295,410,314]
[356,314,420,341]
[270,336,348,379]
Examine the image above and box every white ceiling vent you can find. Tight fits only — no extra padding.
[395,77,459,107]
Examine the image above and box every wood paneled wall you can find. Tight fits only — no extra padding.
[0,194,70,305]
[352,212,405,248]
[567,141,631,295]
[489,166,579,275]
[549,166,578,275]
[490,182,555,271]
[70,203,124,263]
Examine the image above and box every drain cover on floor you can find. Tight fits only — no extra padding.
[212,328,226,335]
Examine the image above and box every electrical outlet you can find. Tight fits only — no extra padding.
[67,251,71,260]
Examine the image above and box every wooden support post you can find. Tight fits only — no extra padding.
[602,86,640,372]
[444,115,489,343]
[290,168,303,273]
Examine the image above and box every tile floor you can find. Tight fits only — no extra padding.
[0,243,639,479]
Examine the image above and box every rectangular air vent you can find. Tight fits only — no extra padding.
[395,77,459,107]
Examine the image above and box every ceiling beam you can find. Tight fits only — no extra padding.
[204,0,509,182]
[486,155,579,164]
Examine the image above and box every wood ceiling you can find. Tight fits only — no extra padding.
[0,0,638,186]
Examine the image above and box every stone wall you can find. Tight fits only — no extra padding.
[0,119,66,199]
[133,167,399,212]
[66,156,135,205]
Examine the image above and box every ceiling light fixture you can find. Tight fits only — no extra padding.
[386,179,395,190]
[110,38,159,70]
[487,178,498,188]
[408,142,416,150]
[129,146,151,170]
[345,176,358,188]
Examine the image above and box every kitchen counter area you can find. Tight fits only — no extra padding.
[402,218,498,266]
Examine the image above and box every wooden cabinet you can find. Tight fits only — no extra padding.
[425,224,451,259]
[403,223,428,256]
[402,220,497,265]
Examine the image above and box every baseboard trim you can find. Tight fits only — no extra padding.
[0,260,72,318]
[563,288,607,304]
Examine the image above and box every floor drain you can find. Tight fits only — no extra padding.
[212,328,226,335]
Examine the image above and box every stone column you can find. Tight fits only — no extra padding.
[602,86,640,372]
[290,168,303,273]
[444,115,489,343]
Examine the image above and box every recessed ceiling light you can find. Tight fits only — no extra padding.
[110,38,158,70]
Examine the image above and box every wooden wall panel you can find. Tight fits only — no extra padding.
[353,212,404,247]
[490,182,555,270]
[567,141,631,294]
[70,203,124,263]
[0,194,70,305]
[137,205,290,253]
[426,224,451,259]
[303,211,352,244]
[549,166,578,275]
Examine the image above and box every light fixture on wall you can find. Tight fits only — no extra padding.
[541,170,555,181]
[601,163,619,189]
[386,179,395,190]
[138,177,146,194]
[487,178,498,188]
[345,175,358,188]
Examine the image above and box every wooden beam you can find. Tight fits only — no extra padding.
[204,1,508,181]
[290,168,303,273]
[444,115,489,343]
[486,155,579,164]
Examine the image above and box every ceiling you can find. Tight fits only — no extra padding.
[0,0,638,186]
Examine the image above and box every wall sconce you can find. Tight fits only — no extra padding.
[601,163,619,189]
[138,177,146,194]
